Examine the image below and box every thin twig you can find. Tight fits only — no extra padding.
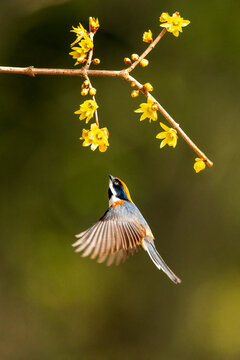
[84,24,94,71]
[126,28,167,73]
[120,72,213,167]
[82,19,99,127]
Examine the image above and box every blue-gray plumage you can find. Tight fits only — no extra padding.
[73,175,181,284]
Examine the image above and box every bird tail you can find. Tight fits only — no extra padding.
[142,237,181,284]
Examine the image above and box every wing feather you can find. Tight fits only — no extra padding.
[97,254,108,263]
[116,221,127,250]
[80,224,101,257]
[126,223,139,246]
[74,229,96,253]
[106,253,116,266]
[73,205,146,266]
[91,222,105,259]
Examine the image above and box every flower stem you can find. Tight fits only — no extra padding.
[83,18,99,127]
[121,73,213,167]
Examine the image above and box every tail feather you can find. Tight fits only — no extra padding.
[143,238,181,284]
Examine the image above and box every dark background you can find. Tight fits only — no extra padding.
[0,0,240,359]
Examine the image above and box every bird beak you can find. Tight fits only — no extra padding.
[109,174,114,181]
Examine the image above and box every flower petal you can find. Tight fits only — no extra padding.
[91,143,98,151]
[160,139,167,148]
[140,113,147,121]
[160,122,170,131]
[156,131,167,139]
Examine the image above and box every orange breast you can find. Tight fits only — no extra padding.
[111,200,124,208]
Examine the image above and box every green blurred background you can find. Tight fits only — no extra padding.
[0,0,240,359]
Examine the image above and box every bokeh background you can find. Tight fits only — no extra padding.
[0,0,240,359]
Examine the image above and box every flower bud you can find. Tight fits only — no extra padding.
[143,83,153,92]
[92,58,100,65]
[131,90,139,98]
[131,81,136,87]
[89,17,100,33]
[89,88,97,96]
[131,53,139,61]
[124,57,132,65]
[151,103,158,111]
[81,88,89,96]
[83,80,90,88]
[143,30,153,43]
[140,59,149,67]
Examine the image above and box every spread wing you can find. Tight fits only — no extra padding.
[72,207,146,266]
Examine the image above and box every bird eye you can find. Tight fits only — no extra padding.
[114,181,119,186]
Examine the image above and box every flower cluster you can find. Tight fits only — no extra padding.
[132,12,208,173]
[71,19,109,152]
[69,13,210,171]
[160,12,190,37]
[81,123,109,152]
[69,20,99,65]
[75,99,109,152]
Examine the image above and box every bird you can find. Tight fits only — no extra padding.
[73,175,181,284]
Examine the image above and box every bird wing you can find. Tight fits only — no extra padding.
[72,206,146,265]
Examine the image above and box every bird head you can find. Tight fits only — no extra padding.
[108,175,133,205]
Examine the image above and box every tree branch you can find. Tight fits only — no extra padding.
[0,66,120,77]
[120,72,213,167]
[0,27,213,167]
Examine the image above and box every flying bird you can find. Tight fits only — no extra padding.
[73,175,181,284]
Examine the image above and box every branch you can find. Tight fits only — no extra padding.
[0,28,213,167]
[120,72,213,167]
[0,66,120,77]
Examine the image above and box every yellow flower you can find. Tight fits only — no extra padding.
[80,128,91,145]
[71,23,87,46]
[70,23,93,65]
[69,46,87,65]
[74,100,98,123]
[90,17,100,33]
[143,83,153,92]
[80,123,109,152]
[143,30,153,43]
[194,158,206,173]
[160,11,190,37]
[156,122,178,148]
[80,37,93,53]
[134,97,158,122]
[69,36,93,65]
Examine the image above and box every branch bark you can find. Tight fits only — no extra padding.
[0,66,120,77]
